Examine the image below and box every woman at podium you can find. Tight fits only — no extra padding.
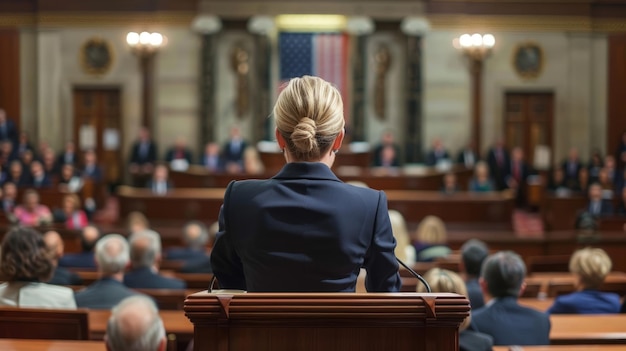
[210,76,401,292]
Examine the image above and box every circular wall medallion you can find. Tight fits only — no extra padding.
[81,38,114,75]
[512,42,543,79]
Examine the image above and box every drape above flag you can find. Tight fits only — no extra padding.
[279,32,350,120]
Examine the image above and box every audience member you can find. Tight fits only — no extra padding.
[604,155,617,185]
[166,221,210,261]
[486,138,510,190]
[0,227,76,309]
[460,239,489,309]
[43,231,83,286]
[127,211,150,234]
[57,140,77,166]
[441,172,459,194]
[0,163,7,185]
[586,183,614,217]
[412,215,451,262]
[16,131,33,158]
[472,251,550,346]
[0,109,18,144]
[425,138,450,166]
[58,225,101,269]
[418,268,493,351]
[506,147,532,207]
[179,221,218,274]
[199,142,224,172]
[8,160,29,186]
[548,247,619,314]
[124,230,186,289]
[546,167,568,194]
[146,164,172,195]
[222,126,248,173]
[597,168,615,195]
[588,150,604,183]
[243,146,265,174]
[2,181,17,213]
[388,210,416,266]
[81,148,103,182]
[75,234,141,309]
[561,147,583,187]
[469,162,495,192]
[371,130,401,168]
[58,163,83,193]
[165,137,193,170]
[129,126,158,184]
[0,140,17,166]
[30,160,51,188]
[574,167,590,194]
[42,147,60,177]
[20,149,35,171]
[13,189,52,226]
[56,194,89,229]
[105,295,166,351]
[457,142,479,169]
[617,187,626,216]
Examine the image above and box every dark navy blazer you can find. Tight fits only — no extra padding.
[472,296,551,346]
[210,162,401,292]
[466,278,485,310]
[58,252,96,269]
[547,290,621,314]
[75,278,140,310]
[123,267,186,290]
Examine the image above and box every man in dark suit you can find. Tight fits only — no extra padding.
[472,251,551,346]
[561,147,583,188]
[505,147,533,207]
[165,138,193,166]
[486,138,510,190]
[166,221,214,274]
[129,126,158,185]
[587,182,614,216]
[221,126,248,173]
[81,148,104,183]
[75,234,142,309]
[30,161,52,189]
[57,141,77,166]
[0,109,18,144]
[460,239,489,310]
[43,231,83,286]
[371,130,401,168]
[425,138,450,166]
[146,164,173,195]
[59,225,101,269]
[199,142,224,172]
[124,230,186,289]
[2,181,17,213]
[457,142,479,169]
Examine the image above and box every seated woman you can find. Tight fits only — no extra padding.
[13,189,52,227]
[412,215,451,262]
[59,194,88,229]
[127,211,150,234]
[0,227,76,309]
[547,247,620,314]
[468,162,494,193]
[388,210,416,266]
[441,172,459,194]
[418,268,493,351]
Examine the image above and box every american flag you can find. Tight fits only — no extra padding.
[279,32,350,120]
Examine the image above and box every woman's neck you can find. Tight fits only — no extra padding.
[284,150,336,169]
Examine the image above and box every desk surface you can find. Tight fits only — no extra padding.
[550,314,626,343]
[0,339,106,351]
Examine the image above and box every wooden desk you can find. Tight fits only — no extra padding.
[550,314,626,344]
[88,309,193,340]
[541,195,587,231]
[0,339,106,351]
[494,346,626,351]
[526,272,626,296]
[117,186,514,228]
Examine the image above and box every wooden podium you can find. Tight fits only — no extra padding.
[184,292,470,351]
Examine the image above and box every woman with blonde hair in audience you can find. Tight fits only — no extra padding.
[60,193,88,229]
[388,210,416,265]
[547,247,620,314]
[412,215,451,262]
[210,76,401,292]
[418,268,493,351]
[469,161,495,192]
[0,227,76,309]
[127,211,150,234]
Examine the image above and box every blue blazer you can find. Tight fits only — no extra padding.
[466,278,485,310]
[123,267,186,290]
[58,252,96,269]
[211,162,401,292]
[547,290,621,314]
[472,296,550,346]
[75,278,140,310]
[165,247,208,262]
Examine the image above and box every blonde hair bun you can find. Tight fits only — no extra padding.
[290,117,317,153]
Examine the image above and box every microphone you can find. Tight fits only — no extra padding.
[397,257,432,293]
[208,275,217,293]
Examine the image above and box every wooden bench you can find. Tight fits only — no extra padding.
[88,309,193,341]
[0,339,106,351]
[0,307,89,340]
[494,346,626,351]
[527,272,626,297]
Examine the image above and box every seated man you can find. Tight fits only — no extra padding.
[166,221,211,261]
[472,251,550,346]
[105,295,166,351]
[460,239,489,309]
[59,225,101,269]
[146,164,172,195]
[586,182,614,217]
[43,231,83,286]
[75,234,141,309]
[124,230,186,289]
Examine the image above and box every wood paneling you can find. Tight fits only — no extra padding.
[0,29,20,130]
[608,35,626,157]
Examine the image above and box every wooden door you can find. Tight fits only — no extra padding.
[504,92,554,166]
[72,87,122,183]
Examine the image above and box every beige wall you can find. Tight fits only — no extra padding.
[19,23,608,166]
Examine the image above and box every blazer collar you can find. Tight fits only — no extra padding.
[273,162,342,182]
